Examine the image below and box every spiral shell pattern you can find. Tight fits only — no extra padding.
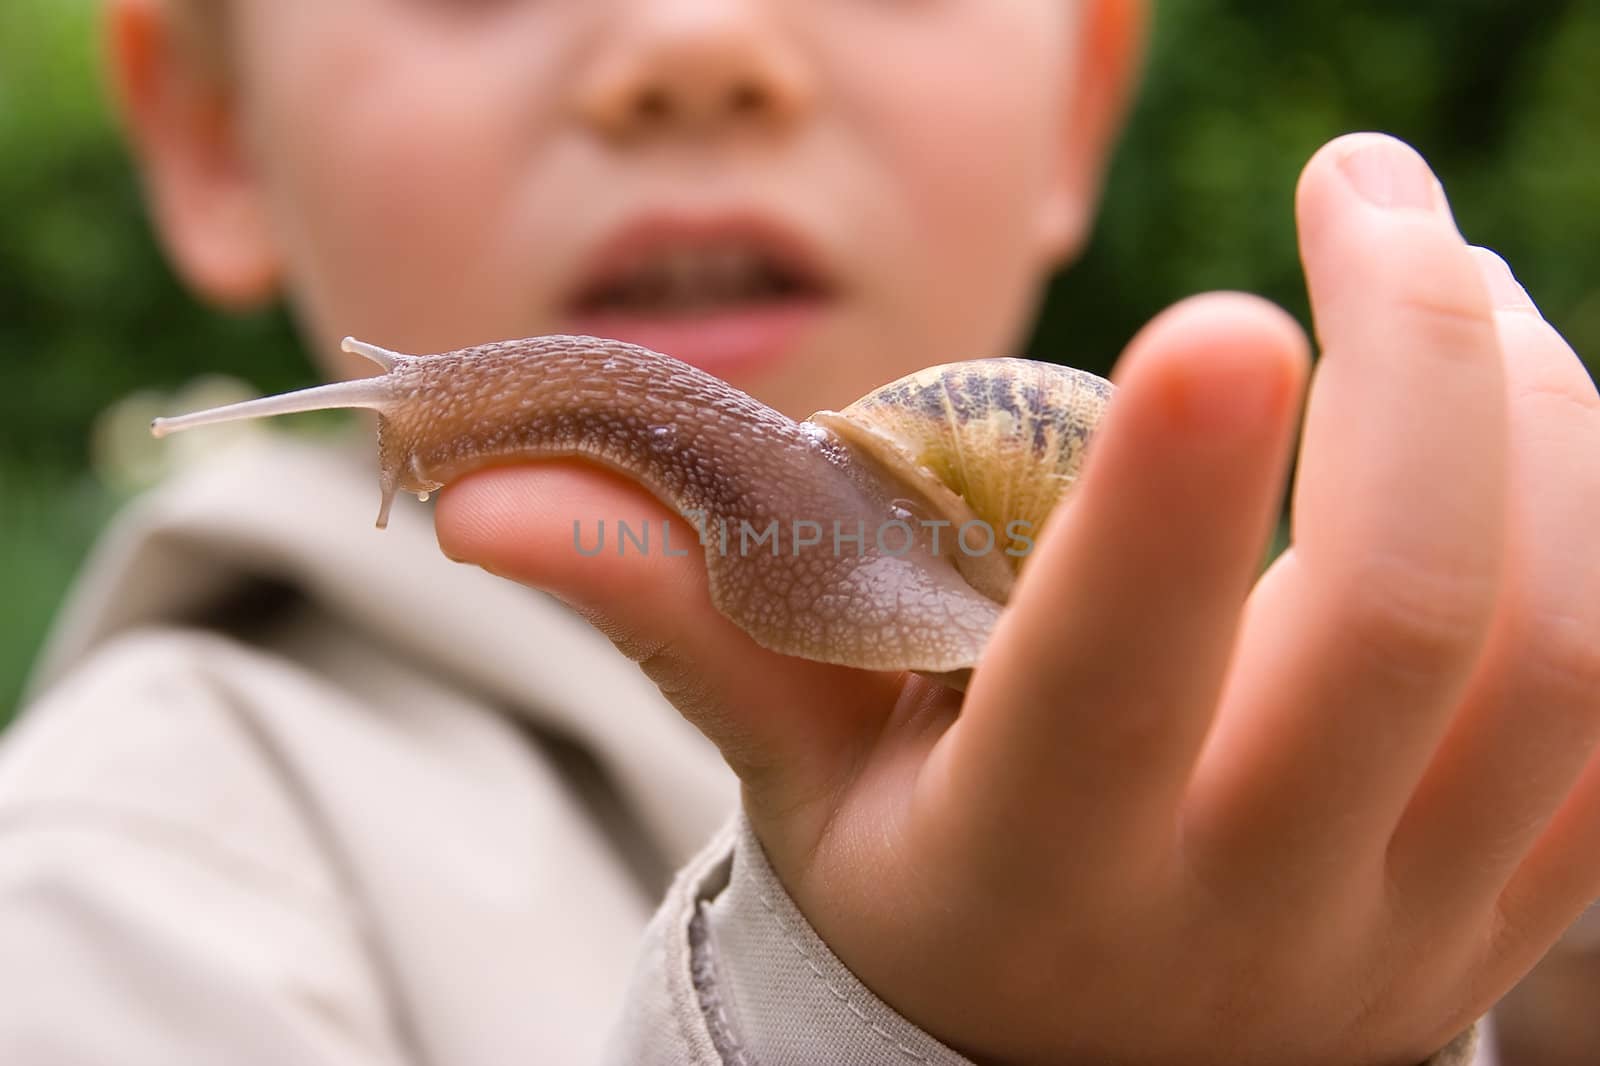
[824,357,1114,564]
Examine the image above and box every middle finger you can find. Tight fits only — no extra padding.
[1185,134,1509,885]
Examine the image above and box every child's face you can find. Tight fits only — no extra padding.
[144,0,1141,417]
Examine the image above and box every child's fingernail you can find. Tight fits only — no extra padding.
[1338,137,1439,211]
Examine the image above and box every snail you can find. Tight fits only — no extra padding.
[150,335,1114,686]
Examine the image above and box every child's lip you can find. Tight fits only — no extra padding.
[560,210,838,378]
[561,299,829,383]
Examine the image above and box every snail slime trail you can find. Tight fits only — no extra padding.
[151,334,1115,684]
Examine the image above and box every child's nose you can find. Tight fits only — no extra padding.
[578,0,814,141]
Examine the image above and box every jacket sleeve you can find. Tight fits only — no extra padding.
[0,821,412,1066]
[0,639,408,1066]
[606,812,1484,1066]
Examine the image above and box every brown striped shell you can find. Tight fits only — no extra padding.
[810,358,1114,605]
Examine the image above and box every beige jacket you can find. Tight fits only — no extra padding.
[0,433,1488,1065]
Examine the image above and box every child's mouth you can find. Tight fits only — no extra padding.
[562,219,835,379]
[574,243,822,313]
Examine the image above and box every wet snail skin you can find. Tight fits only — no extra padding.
[153,335,1114,685]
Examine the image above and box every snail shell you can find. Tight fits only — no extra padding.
[813,358,1112,606]
[150,336,1114,685]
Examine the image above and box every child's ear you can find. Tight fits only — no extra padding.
[106,0,279,309]
[1034,0,1148,267]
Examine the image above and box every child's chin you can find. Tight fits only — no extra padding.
[560,299,828,382]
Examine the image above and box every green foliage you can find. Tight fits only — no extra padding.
[1,0,302,717]
[1031,0,1600,376]
[2,0,1596,718]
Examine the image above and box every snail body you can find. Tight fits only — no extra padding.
[151,335,1113,683]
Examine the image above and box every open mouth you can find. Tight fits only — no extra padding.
[563,221,835,375]
[570,239,831,317]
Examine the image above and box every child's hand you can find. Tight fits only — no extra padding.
[435,132,1600,1066]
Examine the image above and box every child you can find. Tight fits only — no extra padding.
[4,0,1597,1062]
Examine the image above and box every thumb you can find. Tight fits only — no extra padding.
[434,461,898,796]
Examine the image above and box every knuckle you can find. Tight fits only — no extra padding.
[1514,364,1600,420]
[1335,554,1494,673]
[1359,230,1500,360]
[1509,598,1600,711]
[1497,480,1600,713]
[1391,289,1499,360]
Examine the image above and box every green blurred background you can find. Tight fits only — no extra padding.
[3,0,1597,720]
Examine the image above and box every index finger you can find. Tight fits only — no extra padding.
[437,464,898,802]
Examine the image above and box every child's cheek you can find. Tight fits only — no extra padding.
[808,9,1073,352]
[230,5,583,356]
